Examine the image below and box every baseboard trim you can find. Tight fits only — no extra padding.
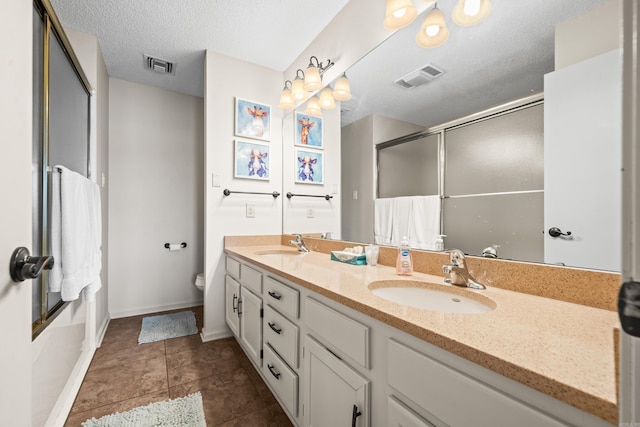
[109,300,203,319]
[96,314,110,347]
[201,327,233,342]
[46,346,95,427]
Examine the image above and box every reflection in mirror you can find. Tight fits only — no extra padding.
[332,0,620,271]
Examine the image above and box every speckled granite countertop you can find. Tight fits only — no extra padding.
[224,242,619,424]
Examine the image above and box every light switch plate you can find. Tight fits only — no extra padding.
[212,173,221,187]
[246,204,255,218]
[307,207,314,218]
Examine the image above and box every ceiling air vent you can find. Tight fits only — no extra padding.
[144,55,175,75]
[394,63,444,89]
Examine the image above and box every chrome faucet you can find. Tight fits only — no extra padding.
[289,234,310,253]
[442,249,486,290]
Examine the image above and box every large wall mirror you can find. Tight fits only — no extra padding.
[284,0,621,272]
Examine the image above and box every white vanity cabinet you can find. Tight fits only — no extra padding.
[303,335,370,427]
[224,255,614,427]
[224,257,263,367]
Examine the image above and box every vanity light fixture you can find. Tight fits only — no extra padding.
[291,69,308,101]
[280,55,340,110]
[279,80,296,110]
[319,87,336,109]
[384,0,418,30]
[304,96,323,116]
[416,3,449,49]
[451,0,492,27]
[332,73,352,101]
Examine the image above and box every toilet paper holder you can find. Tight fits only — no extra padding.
[164,242,187,249]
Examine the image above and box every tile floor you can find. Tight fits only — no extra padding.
[64,306,292,426]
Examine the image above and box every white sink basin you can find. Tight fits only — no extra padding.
[369,280,495,314]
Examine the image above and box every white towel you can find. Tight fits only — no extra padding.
[374,198,394,245]
[407,195,441,250]
[49,165,102,301]
[375,195,441,249]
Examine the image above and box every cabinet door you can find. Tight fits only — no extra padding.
[240,287,263,366]
[303,335,369,427]
[225,275,240,338]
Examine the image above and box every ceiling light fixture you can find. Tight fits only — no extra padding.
[279,55,345,111]
[304,96,323,116]
[384,0,418,30]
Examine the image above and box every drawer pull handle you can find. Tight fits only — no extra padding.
[352,404,362,427]
[267,364,281,379]
[232,294,238,312]
[237,299,242,316]
[268,322,282,334]
[268,291,282,300]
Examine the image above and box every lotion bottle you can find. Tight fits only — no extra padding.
[396,237,413,276]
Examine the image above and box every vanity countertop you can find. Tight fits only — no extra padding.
[224,243,620,425]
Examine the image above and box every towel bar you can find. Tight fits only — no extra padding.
[223,189,281,198]
[286,192,333,201]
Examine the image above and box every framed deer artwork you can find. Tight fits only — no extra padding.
[235,97,271,141]
[295,148,324,184]
[295,112,323,149]
[234,140,270,180]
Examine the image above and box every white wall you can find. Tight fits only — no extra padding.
[282,106,342,237]
[204,51,283,341]
[341,114,424,244]
[109,78,204,318]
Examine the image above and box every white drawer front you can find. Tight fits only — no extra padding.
[225,256,240,279]
[263,305,299,369]
[305,297,370,368]
[263,343,298,417]
[263,276,299,319]
[240,263,262,295]
[388,396,438,427]
[388,339,568,427]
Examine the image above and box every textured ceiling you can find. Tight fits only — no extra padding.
[50,0,351,98]
[340,0,608,128]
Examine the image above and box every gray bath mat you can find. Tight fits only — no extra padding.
[82,392,206,426]
[138,311,198,344]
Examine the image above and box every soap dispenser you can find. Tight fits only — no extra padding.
[435,235,446,251]
[396,237,413,276]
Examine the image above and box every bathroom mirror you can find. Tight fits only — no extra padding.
[282,0,620,271]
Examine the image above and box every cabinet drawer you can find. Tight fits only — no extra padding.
[263,276,299,319]
[263,343,298,417]
[225,256,240,279]
[263,305,299,369]
[388,396,438,427]
[305,297,370,368]
[240,263,262,295]
[388,339,567,427]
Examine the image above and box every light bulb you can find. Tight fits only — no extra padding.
[426,24,440,37]
[464,0,481,16]
[393,8,407,18]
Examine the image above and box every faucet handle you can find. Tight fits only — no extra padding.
[447,248,466,265]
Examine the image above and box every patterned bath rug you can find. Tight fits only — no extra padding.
[138,310,198,344]
[82,392,206,427]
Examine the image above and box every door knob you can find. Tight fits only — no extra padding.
[9,247,54,282]
[548,227,572,238]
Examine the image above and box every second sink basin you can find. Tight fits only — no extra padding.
[369,280,495,314]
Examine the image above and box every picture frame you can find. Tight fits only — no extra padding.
[295,148,324,185]
[235,97,271,141]
[234,140,270,180]
[295,112,323,149]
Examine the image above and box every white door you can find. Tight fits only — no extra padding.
[304,335,369,427]
[543,49,622,271]
[239,287,262,366]
[0,0,33,424]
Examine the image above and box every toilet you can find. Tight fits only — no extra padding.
[195,273,205,291]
